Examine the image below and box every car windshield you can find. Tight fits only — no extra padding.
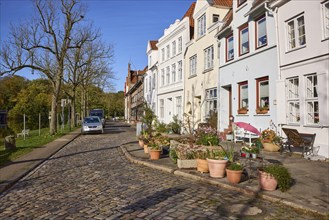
[84,117,100,123]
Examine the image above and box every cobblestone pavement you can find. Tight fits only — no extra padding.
[0,122,325,219]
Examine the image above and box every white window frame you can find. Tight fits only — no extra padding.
[239,24,249,55]
[257,77,269,109]
[166,66,170,85]
[205,88,217,118]
[161,48,165,62]
[238,82,248,109]
[204,46,214,70]
[226,34,234,61]
[286,77,300,124]
[198,13,206,37]
[178,37,182,53]
[172,41,176,57]
[160,99,164,118]
[178,61,182,81]
[286,14,306,51]
[161,69,164,87]
[172,63,176,83]
[176,96,182,120]
[256,15,267,48]
[322,0,329,39]
[305,74,319,125]
[189,55,197,76]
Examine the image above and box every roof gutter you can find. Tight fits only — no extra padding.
[244,2,265,17]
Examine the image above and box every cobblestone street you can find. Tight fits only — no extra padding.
[0,122,324,219]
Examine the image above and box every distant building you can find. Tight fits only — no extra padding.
[124,64,147,124]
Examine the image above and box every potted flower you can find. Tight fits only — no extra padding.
[256,105,269,114]
[250,146,260,158]
[195,125,221,146]
[241,145,251,158]
[226,162,244,184]
[237,106,248,114]
[148,139,162,160]
[258,164,292,192]
[194,149,209,173]
[260,129,282,152]
[206,148,228,178]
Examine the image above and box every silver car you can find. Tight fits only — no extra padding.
[81,116,104,134]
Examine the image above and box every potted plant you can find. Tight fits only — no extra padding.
[258,164,292,192]
[226,162,244,184]
[241,145,251,158]
[256,105,269,114]
[260,129,281,152]
[206,148,228,178]
[194,150,209,173]
[149,139,162,160]
[195,125,221,146]
[250,146,259,158]
[237,106,248,114]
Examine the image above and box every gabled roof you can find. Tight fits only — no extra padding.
[220,8,233,31]
[181,2,196,28]
[149,40,158,50]
[213,0,233,7]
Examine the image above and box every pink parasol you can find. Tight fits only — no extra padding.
[233,122,261,135]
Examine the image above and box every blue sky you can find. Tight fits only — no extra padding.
[0,0,194,92]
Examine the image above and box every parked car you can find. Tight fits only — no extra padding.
[81,116,103,134]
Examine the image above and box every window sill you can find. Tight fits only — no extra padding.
[237,114,249,116]
[285,45,306,54]
[188,74,197,79]
[239,51,250,57]
[203,67,214,74]
[321,37,329,42]
[304,124,328,128]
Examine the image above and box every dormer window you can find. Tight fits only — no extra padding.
[213,14,219,23]
[238,0,247,7]
[198,13,206,37]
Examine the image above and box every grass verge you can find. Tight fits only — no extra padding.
[0,126,77,166]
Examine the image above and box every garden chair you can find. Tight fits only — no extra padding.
[281,128,316,157]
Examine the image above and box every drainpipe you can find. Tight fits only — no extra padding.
[265,1,284,135]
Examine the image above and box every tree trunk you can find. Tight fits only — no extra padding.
[50,68,63,135]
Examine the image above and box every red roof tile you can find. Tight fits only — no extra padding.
[213,0,233,7]
[181,2,196,28]
[149,40,158,50]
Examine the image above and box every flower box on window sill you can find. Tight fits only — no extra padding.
[237,108,248,114]
[256,108,269,114]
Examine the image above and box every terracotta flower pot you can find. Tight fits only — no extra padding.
[207,159,228,178]
[226,169,243,184]
[197,158,209,173]
[258,170,278,191]
[143,144,149,154]
[149,150,161,160]
[139,139,144,147]
[262,142,280,152]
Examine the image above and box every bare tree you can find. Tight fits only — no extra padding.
[64,32,114,127]
[0,0,87,135]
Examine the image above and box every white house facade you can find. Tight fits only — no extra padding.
[145,41,158,114]
[157,3,195,124]
[184,0,232,129]
[217,0,279,133]
[270,0,329,158]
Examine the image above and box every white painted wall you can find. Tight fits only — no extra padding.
[274,0,329,158]
[157,17,190,124]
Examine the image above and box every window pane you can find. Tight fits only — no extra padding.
[240,27,249,54]
[259,80,269,107]
[288,21,296,49]
[297,16,306,46]
[257,17,267,47]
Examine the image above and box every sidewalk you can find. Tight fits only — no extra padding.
[0,129,81,193]
[120,142,329,217]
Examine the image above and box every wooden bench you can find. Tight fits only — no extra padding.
[17,129,30,138]
[281,128,316,156]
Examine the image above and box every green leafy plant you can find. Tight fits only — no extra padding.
[169,148,178,164]
[250,146,260,154]
[227,162,243,171]
[206,149,226,160]
[168,115,182,134]
[141,103,157,136]
[263,164,292,192]
[261,129,282,145]
[154,120,169,133]
[193,150,208,160]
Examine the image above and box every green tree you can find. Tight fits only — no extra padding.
[0,76,29,110]
[8,79,52,133]
[106,91,124,118]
